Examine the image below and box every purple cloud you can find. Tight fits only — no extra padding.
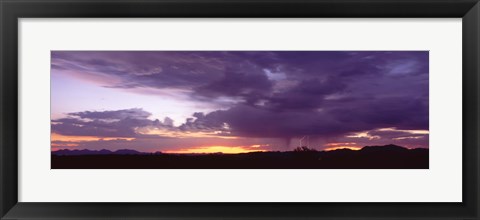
[52,108,165,137]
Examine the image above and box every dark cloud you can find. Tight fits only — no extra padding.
[52,108,163,137]
[264,76,347,111]
[178,98,426,140]
[195,63,273,102]
[178,112,227,132]
[68,108,151,120]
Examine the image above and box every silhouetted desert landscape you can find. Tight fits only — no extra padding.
[51,144,428,169]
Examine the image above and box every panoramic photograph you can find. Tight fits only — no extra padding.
[51,51,429,169]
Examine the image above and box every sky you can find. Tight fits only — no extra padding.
[51,51,429,153]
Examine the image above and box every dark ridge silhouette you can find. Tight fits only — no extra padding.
[52,149,163,156]
[51,144,428,169]
[361,144,409,152]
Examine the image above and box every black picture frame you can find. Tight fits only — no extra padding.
[1,0,479,219]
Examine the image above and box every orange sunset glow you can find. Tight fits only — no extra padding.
[323,142,361,151]
[324,146,362,151]
[51,133,135,142]
[165,145,266,154]
[135,127,238,139]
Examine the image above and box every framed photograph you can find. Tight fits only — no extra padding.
[1,0,479,219]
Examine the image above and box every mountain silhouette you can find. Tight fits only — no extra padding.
[360,144,409,152]
[52,149,146,156]
[51,144,428,169]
